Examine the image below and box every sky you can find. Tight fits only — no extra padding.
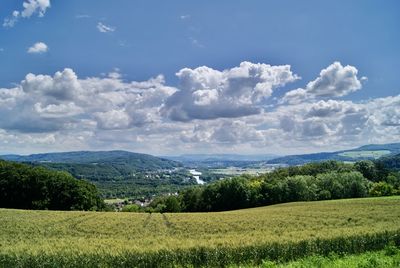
[0,0,399,156]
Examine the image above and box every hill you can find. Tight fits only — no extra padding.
[1,197,399,267]
[164,153,278,168]
[0,150,181,170]
[0,160,104,211]
[0,151,192,198]
[267,142,400,165]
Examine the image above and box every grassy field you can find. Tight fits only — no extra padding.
[210,167,273,175]
[338,150,391,159]
[0,197,399,267]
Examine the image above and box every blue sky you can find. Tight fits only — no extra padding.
[0,0,399,155]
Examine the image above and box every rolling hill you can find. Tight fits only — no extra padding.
[0,150,181,169]
[266,142,400,165]
[0,151,192,198]
[1,197,399,267]
[164,154,278,168]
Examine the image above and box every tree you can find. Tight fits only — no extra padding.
[121,204,140,212]
[164,196,181,212]
[369,182,396,197]
[0,160,104,211]
[354,160,378,181]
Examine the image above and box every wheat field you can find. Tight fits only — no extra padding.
[0,196,399,267]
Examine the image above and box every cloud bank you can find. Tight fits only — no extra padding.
[0,61,398,155]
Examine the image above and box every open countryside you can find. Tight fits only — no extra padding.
[1,0,400,267]
[338,150,392,159]
[1,197,399,267]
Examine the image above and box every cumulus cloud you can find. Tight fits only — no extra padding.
[368,95,400,127]
[97,22,115,33]
[34,102,83,118]
[0,61,398,155]
[27,42,48,54]
[277,99,369,139]
[3,0,50,27]
[306,62,363,97]
[21,68,79,100]
[0,68,174,134]
[163,61,299,121]
[178,119,268,146]
[21,0,51,18]
[306,100,354,118]
[95,110,131,130]
[282,62,365,104]
[281,88,307,105]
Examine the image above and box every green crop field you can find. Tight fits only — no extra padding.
[338,150,391,159]
[0,197,400,267]
[210,167,273,176]
[235,247,400,267]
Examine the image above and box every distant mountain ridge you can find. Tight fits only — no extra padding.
[356,143,400,151]
[164,154,279,168]
[0,150,180,168]
[1,150,181,170]
[165,154,278,162]
[266,143,400,166]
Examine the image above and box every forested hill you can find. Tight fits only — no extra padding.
[0,160,104,211]
[266,142,400,166]
[0,151,187,198]
[0,150,181,170]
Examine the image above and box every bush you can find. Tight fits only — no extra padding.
[121,204,140,212]
[369,182,396,197]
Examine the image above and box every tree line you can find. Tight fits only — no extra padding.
[0,160,105,211]
[148,160,400,213]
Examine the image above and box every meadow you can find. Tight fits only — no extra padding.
[0,196,399,267]
[210,167,273,176]
[338,150,391,159]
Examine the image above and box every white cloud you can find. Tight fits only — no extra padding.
[21,68,79,100]
[34,102,83,118]
[276,99,369,140]
[281,88,307,105]
[27,42,48,54]
[95,110,131,130]
[0,68,174,134]
[3,0,50,27]
[0,62,398,155]
[3,11,20,27]
[306,62,363,97]
[306,100,351,118]
[97,22,115,33]
[282,62,365,104]
[163,61,299,121]
[21,0,51,18]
